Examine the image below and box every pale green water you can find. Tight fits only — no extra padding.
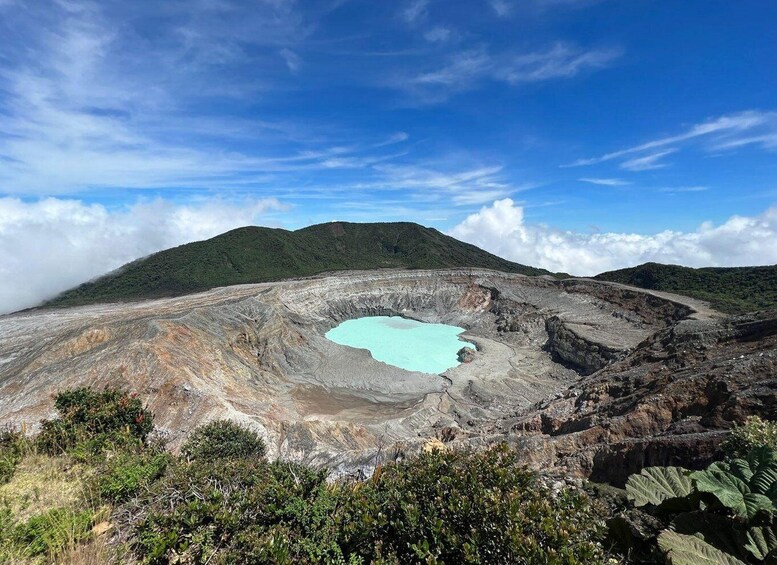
[325,316,475,374]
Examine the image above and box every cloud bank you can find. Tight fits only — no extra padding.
[450,198,777,275]
[0,197,287,315]
[2,196,776,315]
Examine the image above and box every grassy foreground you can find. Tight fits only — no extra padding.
[0,389,612,564]
[2,388,777,564]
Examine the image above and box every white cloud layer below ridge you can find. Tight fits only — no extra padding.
[3,196,776,316]
[449,199,777,275]
[0,197,287,315]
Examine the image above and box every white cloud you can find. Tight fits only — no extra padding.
[490,0,512,17]
[403,0,429,24]
[566,110,777,168]
[423,26,452,43]
[658,186,708,193]
[579,177,631,186]
[402,43,620,102]
[620,149,676,171]
[411,49,492,88]
[497,43,620,83]
[0,196,288,314]
[450,198,777,275]
[0,0,414,194]
[279,48,301,73]
[372,162,530,205]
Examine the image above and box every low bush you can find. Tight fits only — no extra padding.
[0,388,619,564]
[181,419,267,462]
[340,446,609,564]
[131,458,333,563]
[35,387,153,456]
[129,444,611,564]
[0,426,27,484]
[723,416,777,459]
[96,448,170,503]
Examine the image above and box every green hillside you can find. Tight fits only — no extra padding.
[595,262,777,314]
[45,222,551,308]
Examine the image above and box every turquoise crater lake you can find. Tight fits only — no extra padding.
[325,316,476,374]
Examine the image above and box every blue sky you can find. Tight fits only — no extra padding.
[0,0,776,312]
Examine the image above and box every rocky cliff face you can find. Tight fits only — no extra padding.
[2,268,762,480]
[544,316,626,374]
[498,310,777,485]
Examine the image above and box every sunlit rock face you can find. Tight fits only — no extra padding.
[0,269,710,476]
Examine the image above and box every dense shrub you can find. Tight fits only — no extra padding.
[181,419,267,462]
[0,426,27,484]
[339,446,609,564]
[96,448,170,503]
[723,415,777,458]
[130,444,610,564]
[132,458,335,563]
[36,387,153,455]
[595,263,777,314]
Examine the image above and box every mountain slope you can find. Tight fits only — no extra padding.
[595,262,777,314]
[45,222,552,308]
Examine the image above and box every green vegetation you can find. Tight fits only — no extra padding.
[8,386,774,564]
[45,222,552,308]
[1,387,615,564]
[5,507,96,560]
[723,416,777,458]
[181,419,267,462]
[132,445,609,564]
[595,262,777,314]
[612,431,777,563]
[96,449,169,503]
[1,388,155,562]
[0,427,26,484]
[36,387,153,456]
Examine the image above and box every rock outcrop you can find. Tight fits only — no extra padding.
[499,310,777,485]
[457,347,476,363]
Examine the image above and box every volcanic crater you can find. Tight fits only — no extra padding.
[0,268,720,478]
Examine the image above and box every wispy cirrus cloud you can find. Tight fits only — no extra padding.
[279,48,302,73]
[579,177,631,186]
[565,110,777,169]
[497,43,620,83]
[490,0,513,17]
[489,0,604,16]
[423,26,453,43]
[369,162,537,205]
[0,0,420,194]
[397,42,620,102]
[402,0,430,24]
[658,186,708,194]
[620,149,676,171]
